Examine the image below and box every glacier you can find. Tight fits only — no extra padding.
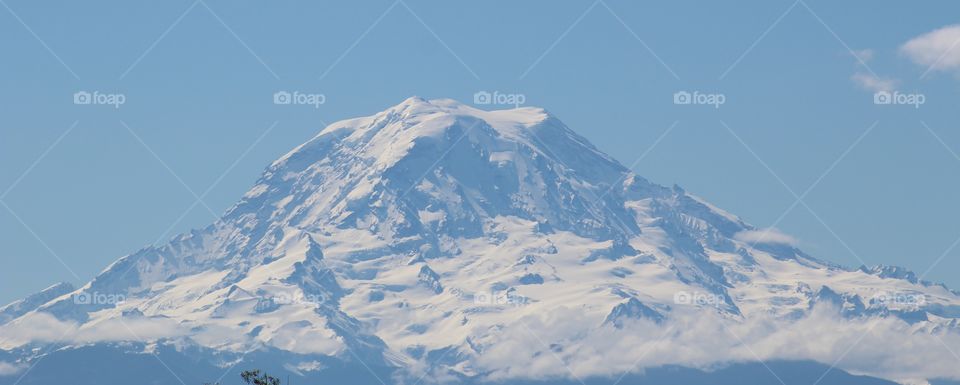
[1,97,959,385]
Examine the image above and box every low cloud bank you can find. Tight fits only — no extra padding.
[1,305,958,383]
[0,361,23,376]
[473,305,960,383]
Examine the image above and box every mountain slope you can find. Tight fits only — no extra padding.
[1,97,959,384]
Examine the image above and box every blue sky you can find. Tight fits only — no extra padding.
[2,0,960,305]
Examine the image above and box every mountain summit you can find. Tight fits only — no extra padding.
[1,98,959,384]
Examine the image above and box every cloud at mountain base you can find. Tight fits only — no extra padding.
[472,305,960,383]
[0,312,185,349]
[1,295,958,382]
[0,361,23,376]
[0,311,340,356]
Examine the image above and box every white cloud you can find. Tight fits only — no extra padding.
[851,72,898,92]
[0,361,23,376]
[2,305,959,383]
[472,304,960,383]
[734,228,798,246]
[849,49,898,92]
[0,284,955,384]
[901,24,960,73]
[0,312,186,349]
[853,49,875,63]
[0,311,339,356]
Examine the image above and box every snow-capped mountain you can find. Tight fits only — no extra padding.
[1,97,959,385]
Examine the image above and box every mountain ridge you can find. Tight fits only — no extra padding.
[1,97,959,384]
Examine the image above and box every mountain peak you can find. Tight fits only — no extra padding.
[5,98,960,384]
[278,97,553,173]
[368,96,552,138]
[391,96,548,117]
[0,281,74,325]
[243,97,653,247]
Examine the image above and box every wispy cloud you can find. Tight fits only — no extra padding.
[0,312,185,349]
[735,228,798,246]
[0,311,340,356]
[852,49,874,63]
[0,361,23,376]
[901,24,960,75]
[850,49,898,92]
[851,73,898,92]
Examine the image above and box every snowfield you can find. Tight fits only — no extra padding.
[1,97,959,385]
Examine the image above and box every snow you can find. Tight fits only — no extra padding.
[1,97,959,383]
